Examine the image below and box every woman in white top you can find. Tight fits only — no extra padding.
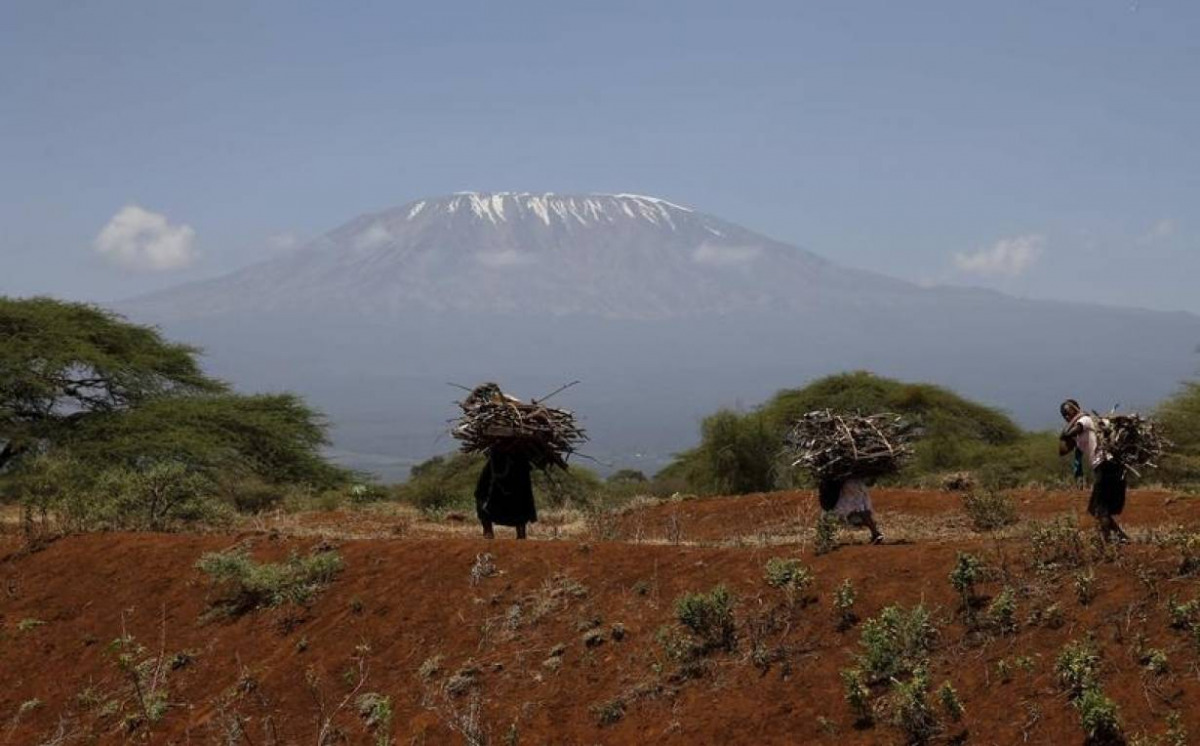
[1059,399,1129,543]
[819,476,885,545]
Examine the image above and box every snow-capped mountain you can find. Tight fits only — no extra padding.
[120,192,1200,479]
[128,192,911,320]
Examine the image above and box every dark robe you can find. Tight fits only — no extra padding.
[818,478,843,511]
[1088,460,1127,518]
[475,450,537,526]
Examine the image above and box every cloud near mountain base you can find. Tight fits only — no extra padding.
[94,205,197,272]
[953,234,1044,277]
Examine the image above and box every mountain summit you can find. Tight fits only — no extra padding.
[120,193,1200,479]
[129,192,908,320]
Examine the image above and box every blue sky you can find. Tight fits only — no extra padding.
[2,1,1197,312]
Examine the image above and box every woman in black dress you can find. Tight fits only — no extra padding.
[475,447,537,539]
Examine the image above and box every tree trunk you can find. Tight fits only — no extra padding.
[0,441,18,472]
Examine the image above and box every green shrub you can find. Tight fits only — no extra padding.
[1141,649,1168,675]
[841,668,873,726]
[678,410,780,495]
[347,483,390,506]
[1055,639,1101,699]
[196,548,343,614]
[222,478,290,514]
[1075,570,1097,606]
[1029,517,1087,572]
[1166,597,1199,630]
[1076,686,1121,743]
[962,491,1018,531]
[815,511,840,555]
[890,666,938,744]
[834,579,858,629]
[356,692,393,736]
[937,681,964,723]
[857,605,938,682]
[986,587,1018,634]
[12,456,229,532]
[591,696,626,726]
[1156,381,1200,484]
[949,553,984,612]
[764,558,814,604]
[675,586,737,652]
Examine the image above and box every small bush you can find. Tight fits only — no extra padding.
[962,491,1018,531]
[858,604,938,682]
[986,587,1018,634]
[937,681,964,723]
[940,472,976,492]
[411,480,458,516]
[675,586,737,653]
[348,483,390,506]
[1075,570,1097,606]
[1166,596,1199,630]
[834,579,858,629]
[1140,649,1168,675]
[1055,639,1101,699]
[949,553,984,613]
[841,668,873,726]
[764,557,814,604]
[591,696,626,726]
[1029,517,1087,572]
[890,666,938,744]
[418,655,443,681]
[356,692,393,732]
[814,511,840,555]
[1076,686,1121,743]
[196,549,343,615]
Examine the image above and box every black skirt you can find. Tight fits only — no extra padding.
[1088,460,1127,518]
[475,451,538,526]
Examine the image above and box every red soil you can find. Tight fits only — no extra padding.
[1,490,1198,745]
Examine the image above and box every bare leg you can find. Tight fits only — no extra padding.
[481,519,495,540]
[516,524,527,540]
[1101,516,1129,544]
[863,513,884,544]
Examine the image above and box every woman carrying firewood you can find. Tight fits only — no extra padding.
[455,382,587,541]
[818,476,885,545]
[1058,399,1130,543]
[475,445,537,540]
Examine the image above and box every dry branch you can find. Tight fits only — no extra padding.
[452,382,587,469]
[1093,411,1169,477]
[784,409,917,481]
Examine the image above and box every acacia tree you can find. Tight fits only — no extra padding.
[0,296,223,470]
[0,297,347,491]
[1157,380,1200,483]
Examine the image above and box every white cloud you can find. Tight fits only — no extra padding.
[692,243,761,267]
[1141,218,1177,243]
[94,205,197,272]
[476,249,534,268]
[953,234,1045,277]
[354,223,392,250]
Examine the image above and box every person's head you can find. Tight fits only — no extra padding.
[1060,399,1081,422]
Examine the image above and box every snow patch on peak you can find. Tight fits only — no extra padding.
[398,192,696,232]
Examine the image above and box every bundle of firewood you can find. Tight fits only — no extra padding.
[784,409,917,481]
[452,382,587,468]
[1094,412,1169,477]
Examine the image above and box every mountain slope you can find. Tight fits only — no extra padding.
[128,192,916,320]
[119,192,1200,478]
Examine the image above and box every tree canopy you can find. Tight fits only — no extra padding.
[0,297,347,491]
[664,371,1059,494]
[1157,380,1200,483]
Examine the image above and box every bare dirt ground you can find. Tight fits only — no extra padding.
[1,488,1198,745]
